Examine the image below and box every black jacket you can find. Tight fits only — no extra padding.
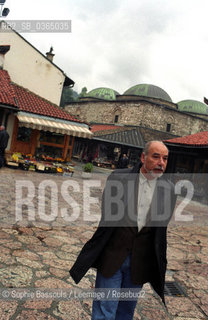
[0,129,9,167]
[0,129,9,150]
[70,162,177,304]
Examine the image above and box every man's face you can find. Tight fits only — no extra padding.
[141,142,169,179]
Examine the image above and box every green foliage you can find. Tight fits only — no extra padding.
[79,87,88,98]
[60,87,79,107]
[83,162,93,172]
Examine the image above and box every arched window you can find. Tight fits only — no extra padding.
[166,123,171,132]
[166,116,174,133]
[114,107,121,124]
[114,115,119,123]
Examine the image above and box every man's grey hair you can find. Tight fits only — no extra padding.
[142,140,168,155]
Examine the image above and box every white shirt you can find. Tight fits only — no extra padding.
[137,171,157,231]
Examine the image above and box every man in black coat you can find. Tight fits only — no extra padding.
[70,141,177,320]
[118,153,129,169]
[0,125,9,168]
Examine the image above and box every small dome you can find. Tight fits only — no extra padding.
[177,100,208,115]
[86,87,120,101]
[123,84,172,102]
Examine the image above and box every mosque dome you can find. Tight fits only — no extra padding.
[123,84,172,102]
[86,87,120,101]
[177,100,208,115]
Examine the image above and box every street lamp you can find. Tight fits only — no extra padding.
[0,0,10,17]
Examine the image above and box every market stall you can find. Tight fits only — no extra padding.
[5,112,93,174]
[6,152,75,176]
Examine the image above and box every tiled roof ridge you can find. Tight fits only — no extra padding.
[165,131,208,146]
[91,124,121,130]
[94,128,123,136]
[91,124,135,133]
[93,126,138,137]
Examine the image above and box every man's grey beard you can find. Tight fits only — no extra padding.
[144,164,164,179]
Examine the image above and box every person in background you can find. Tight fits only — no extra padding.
[0,125,9,168]
[118,153,129,168]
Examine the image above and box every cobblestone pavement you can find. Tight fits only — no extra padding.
[0,167,207,320]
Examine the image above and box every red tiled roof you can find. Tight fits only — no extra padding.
[0,69,16,106]
[0,69,81,123]
[13,84,80,122]
[91,124,121,133]
[165,131,208,146]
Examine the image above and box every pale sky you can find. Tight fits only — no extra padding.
[3,0,208,103]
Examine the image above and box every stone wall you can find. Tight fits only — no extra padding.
[65,99,208,136]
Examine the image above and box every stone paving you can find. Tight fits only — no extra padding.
[0,166,207,319]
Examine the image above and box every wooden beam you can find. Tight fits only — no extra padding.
[66,136,75,161]
[62,135,70,161]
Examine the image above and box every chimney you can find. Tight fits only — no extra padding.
[204,97,208,106]
[46,46,55,62]
[0,45,10,69]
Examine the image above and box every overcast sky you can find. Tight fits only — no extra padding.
[4,0,208,103]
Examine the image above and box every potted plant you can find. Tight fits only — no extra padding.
[82,162,93,178]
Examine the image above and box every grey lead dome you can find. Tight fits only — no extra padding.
[123,84,172,102]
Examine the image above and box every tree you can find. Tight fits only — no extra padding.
[60,87,79,107]
[79,87,87,98]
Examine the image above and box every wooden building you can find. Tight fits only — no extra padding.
[165,131,208,174]
[0,70,92,161]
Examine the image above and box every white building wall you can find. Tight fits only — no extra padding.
[0,28,65,105]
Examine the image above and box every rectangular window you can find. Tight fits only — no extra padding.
[17,127,32,142]
[166,123,171,132]
[114,115,119,123]
[39,131,64,145]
